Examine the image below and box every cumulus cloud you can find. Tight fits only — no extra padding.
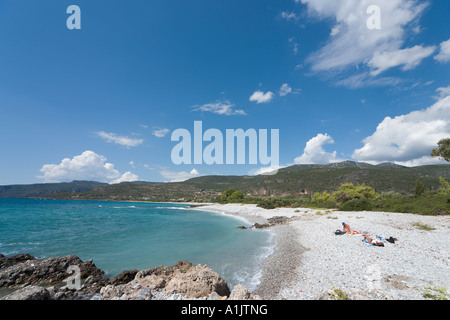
[152,128,170,138]
[111,171,139,184]
[352,95,450,165]
[434,38,450,63]
[192,100,246,115]
[249,91,274,104]
[279,83,293,96]
[96,131,144,147]
[38,150,139,184]
[294,133,343,164]
[160,168,201,182]
[249,165,284,176]
[299,0,432,83]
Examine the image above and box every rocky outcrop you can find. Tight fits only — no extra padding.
[228,284,262,300]
[237,216,291,230]
[0,254,104,289]
[1,285,51,300]
[1,254,260,301]
[0,253,35,269]
[100,261,230,300]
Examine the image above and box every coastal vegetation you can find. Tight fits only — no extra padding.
[219,177,450,216]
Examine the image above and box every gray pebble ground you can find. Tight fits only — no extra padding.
[200,204,450,300]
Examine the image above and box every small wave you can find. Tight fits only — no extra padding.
[113,206,139,209]
[2,242,44,246]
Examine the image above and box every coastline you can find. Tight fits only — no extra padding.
[195,203,450,300]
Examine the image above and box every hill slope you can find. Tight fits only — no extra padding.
[25,161,450,202]
[0,181,107,199]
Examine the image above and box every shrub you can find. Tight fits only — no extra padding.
[311,191,331,202]
[414,179,426,198]
[439,177,450,196]
[339,197,373,211]
[331,183,379,204]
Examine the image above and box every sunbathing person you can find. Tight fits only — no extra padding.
[363,233,384,246]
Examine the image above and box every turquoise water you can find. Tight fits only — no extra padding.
[0,199,274,290]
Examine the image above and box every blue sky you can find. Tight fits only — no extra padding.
[0,0,449,184]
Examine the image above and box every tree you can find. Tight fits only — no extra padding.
[431,138,450,162]
[414,179,425,198]
[438,177,450,196]
[221,188,236,202]
[229,191,244,201]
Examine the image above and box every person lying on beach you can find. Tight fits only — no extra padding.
[363,233,384,246]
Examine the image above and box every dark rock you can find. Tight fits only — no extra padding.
[0,254,36,269]
[0,255,104,289]
[1,285,51,300]
[253,223,272,229]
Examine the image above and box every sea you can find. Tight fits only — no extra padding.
[0,198,274,292]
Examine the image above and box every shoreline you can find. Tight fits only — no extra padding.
[2,200,449,300]
[195,203,450,300]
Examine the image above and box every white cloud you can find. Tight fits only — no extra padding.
[279,83,293,96]
[352,95,450,165]
[38,150,139,184]
[368,45,436,76]
[96,131,144,147]
[294,133,343,164]
[281,11,299,21]
[152,128,170,138]
[434,38,450,63]
[249,165,284,176]
[160,168,201,182]
[192,100,246,115]
[111,171,139,184]
[300,0,430,79]
[436,86,450,99]
[249,91,274,104]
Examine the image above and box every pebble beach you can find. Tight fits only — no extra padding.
[199,204,450,300]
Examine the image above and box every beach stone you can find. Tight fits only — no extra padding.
[228,284,262,300]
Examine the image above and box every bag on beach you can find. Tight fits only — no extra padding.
[335,230,346,235]
[385,237,397,244]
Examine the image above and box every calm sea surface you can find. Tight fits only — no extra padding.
[0,199,274,290]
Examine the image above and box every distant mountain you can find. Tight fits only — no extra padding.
[0,181,107,199]
[1,162,449,202]
[279,161,405,172]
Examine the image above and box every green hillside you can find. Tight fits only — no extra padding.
[31,161,450,202]
[0,181,107,199]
